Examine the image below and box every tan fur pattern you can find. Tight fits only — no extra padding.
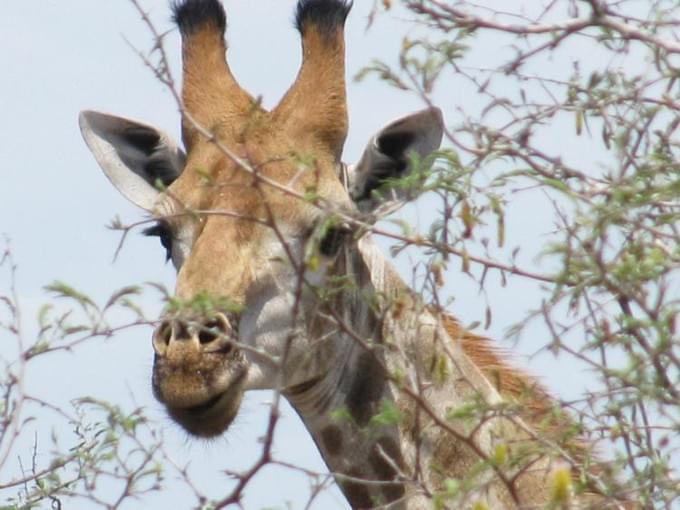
[440,314,635,508]
[350,243,634,508]
[442,314,556,423]
[273,24,348,160]
[179,22,258,148]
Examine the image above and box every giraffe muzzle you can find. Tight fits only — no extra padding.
[151,312,248,437]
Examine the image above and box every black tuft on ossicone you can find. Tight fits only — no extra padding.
[171,0,227,37]
[295,0,352,35]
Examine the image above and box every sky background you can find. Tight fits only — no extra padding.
[0,1,632,508]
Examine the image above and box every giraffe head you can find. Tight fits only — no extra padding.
[79,0,443,437]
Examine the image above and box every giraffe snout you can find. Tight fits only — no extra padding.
[150,312,247,437]
[152,313,235,363]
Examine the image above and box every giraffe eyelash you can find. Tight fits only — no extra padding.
[143,222,173,262]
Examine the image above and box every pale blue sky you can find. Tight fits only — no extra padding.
[0,1,620,508]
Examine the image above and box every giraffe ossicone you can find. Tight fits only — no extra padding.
[80,0,632,508]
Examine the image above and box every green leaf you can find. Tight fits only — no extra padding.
[44,281,97,309]
[369,400,404,427]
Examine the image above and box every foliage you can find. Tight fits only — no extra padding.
[0,249,165,509]
[360,0,679,507]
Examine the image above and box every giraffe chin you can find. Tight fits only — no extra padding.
[164,370,247,438]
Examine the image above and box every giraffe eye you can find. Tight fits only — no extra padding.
[143,223,173,262]
[318,225,351,257]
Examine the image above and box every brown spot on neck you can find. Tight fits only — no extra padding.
[340,467,373,509]
[370,436,406,502]
[320,424,343,457]
[345,351,386,426]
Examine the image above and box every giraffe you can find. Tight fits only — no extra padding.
[79,0,631,508]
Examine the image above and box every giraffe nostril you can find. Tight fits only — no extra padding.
[198,322,219,345]
[198,314,232,349]
[153,320,173,355]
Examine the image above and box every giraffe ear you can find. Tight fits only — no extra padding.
[349,107,443,214]
[79,110,185,211]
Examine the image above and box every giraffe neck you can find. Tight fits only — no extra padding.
[285,236,554,509]
[285,236,410,507]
